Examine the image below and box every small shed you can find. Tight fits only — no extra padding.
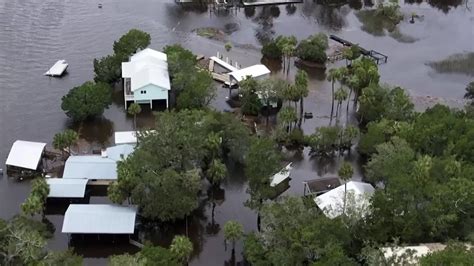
[314,181,375,219]
[6,140,47,170]
[62,204,137,234]
[46,178,88,198]
[114,131,137,145]
[228,64,270,86]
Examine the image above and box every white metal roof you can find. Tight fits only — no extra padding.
[46,178,88,198]
[62,204,137,234]
[62,155,117,180]
[6,140,47,170]
[114,131,137,144]
[229,64,270,83]
[131,66,170,91]
[314,181,375,219]
[131,48,167,62]
[44,60,68,76]
[270,163,292,187]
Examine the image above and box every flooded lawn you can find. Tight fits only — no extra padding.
[0,0,472,265]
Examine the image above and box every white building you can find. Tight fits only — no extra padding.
[121,48,171,110]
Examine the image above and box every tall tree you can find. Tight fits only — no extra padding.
[338,162,354,215]
[128,103,142,133]
[61,81,112,121]
[170,235,193,265]
[223,221,244,250]
[276,36,297,75]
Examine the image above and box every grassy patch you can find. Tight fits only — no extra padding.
[194,27,226,41]
[428,52,474,76]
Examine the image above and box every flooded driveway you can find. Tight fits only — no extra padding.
[0,0,472,265]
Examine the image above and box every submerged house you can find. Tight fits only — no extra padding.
[5,140,47,173]
[121,48,171,110]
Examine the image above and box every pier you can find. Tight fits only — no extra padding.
[329,35,388,64]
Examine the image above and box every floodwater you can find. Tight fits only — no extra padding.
[0,0,472,265]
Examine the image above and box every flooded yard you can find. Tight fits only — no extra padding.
[0,0,472,265]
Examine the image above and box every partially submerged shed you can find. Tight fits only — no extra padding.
[114,131,137,145]
[270,163,292,187]
[6,140,47,170]
[314,181,375,219]
[46,178,88,198]
[62,204,137,234]
[303,177,341,196]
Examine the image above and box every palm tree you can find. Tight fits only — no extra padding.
[334,88,348,124]
[277,36,297,76]
[338,162,353,216]
[170,235,193,265]
[295,69,309,122]
[278,106,297,133]
[128,103,142,133]
[53,129,79,158]
[206,159,227,187]
[223,221,244,251]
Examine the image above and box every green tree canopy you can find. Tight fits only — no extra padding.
[21,178,49,216]
[175,69,215,110]
[420,243,474,265]
[93,55,122,84]
[113,29,151,59]
[52,129,79,156]
[223,221,244,248]
[170,235,193,264]
[243,197,354,265]
[61,81,112,121]
[244,137,282,209]
[295,33,329,64]
[163,44,197,78]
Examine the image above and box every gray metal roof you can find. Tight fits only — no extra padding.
[46,178,88,198]
[105,144,135,161]
[62,204,137,234]
[62,155,117,180]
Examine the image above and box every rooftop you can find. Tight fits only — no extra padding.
[46,178,88,198]
[6,140,47,170]
[229,64,270,83]
[62,204,137,234]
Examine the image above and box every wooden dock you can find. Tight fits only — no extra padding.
[241,0,303,6]
[329,35,388,64]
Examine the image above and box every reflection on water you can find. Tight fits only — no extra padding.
[405,0,465,13]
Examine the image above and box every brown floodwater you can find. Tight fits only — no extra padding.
[0,0,472,265]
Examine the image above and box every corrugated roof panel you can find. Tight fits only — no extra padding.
[62,204,137,234]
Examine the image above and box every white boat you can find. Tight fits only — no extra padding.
[44,60,68,77]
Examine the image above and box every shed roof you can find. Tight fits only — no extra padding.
[62,204,137,234]
[46,178,88,198]
[6,140,47,170]
[270,163,292,187]
[62,156,117,180]
[229,64,270,83]
[314,181,375,219]
[114,131,137,144]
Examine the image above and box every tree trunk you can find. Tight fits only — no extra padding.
[299,97,304,120]
[346,88,352,123]
[330,81,335,125]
